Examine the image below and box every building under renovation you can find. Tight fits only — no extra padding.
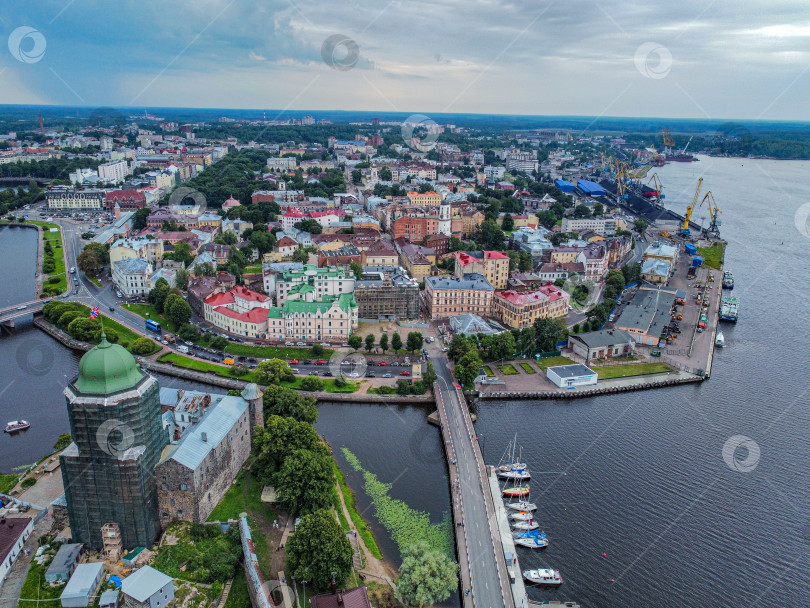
[61,332,167,551]
[354,266,420,320]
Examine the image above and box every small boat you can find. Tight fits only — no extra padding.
[513,530,548,549]
[502,486,530,498]
[506,500,537,512]
[722,271,734,289]
[4,420,30,433]
[523,568,563,586]
[498,462,528,473]
[512,520,540,531]
[497,468,531,481]
[715,331,725,347]
[510,511,534,521]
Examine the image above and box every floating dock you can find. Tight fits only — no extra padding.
[487,466,528,608]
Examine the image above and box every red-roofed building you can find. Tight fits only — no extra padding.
[105,189,147,210]
[222,195,241,210]
[203,285,271,337]
[493,284,570,328]
[310,586,372,608]
[281,208,305,230]
[275,236,298,258]
[453,250,510,289]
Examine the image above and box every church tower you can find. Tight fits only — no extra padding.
[438,199,451,236]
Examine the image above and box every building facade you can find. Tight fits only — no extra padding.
[275,264,355,307]
[112,258,153,297]
[98,159,128,184]
[46,188,105,210]
[424,273,494,320]
[453,250,510,290]
[493,285,570,329]
[60,335,167,550]
[354,266,419,320]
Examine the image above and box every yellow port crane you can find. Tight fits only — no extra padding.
[681,177,703,235]
[660,128,675,149]
[699,191,722,235]
[647,172,664,198]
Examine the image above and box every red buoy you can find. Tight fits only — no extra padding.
[603,553,607,557]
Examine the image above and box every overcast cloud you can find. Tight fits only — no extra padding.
[1,0,808,119]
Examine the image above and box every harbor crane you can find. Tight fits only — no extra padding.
[680,136,694,155]
[699,191,722,236]
[660,128,676,151]
[647,172,665,199]
[680,177,703,236]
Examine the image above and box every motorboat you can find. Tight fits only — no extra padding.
[502,486,530,498]
[506,500,537,512]
[715,331,725,347]
[523,568,563,586]
[513,530,548,549]
[510,511,534,521]
[512,520,540,531]
[4,420,30,433]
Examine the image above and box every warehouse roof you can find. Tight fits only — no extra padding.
[569,329,633,349]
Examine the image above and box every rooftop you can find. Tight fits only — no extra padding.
[569,329,634,348]
[0,517,32,569]
[426,273,494,291]
[122,565,173,602]
[548,363,597,378]
[61,562,104,600]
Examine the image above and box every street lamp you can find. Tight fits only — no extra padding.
[301,580,307,608]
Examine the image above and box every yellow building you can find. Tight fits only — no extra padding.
[453,251,510,290]
[407,191,442,206]
[493,286,570,329]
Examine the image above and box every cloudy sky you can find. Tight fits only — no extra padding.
[1,0,808,120]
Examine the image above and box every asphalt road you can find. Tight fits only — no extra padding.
[429,345,507,608]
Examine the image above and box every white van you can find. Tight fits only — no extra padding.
[177,345,189,354]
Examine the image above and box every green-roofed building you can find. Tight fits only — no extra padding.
[60,332,167,551]
[266,292,358,342]
[275,263,355,306]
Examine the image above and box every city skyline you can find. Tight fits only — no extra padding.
[1,1,809,120]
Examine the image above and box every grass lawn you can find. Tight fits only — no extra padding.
[36,221,68,296]
[223,569,250,608]
[242,263,263,273]
[208,470,277,524]
[483,366,495,377]
[0,473,17,494]
[594,362,671,379]
[697,242,726,270]
[519,362,537,374]
[152,521,241,583]
[18,557,63,603]
[333,459,383,558]
[224,342,333,360]
[158,352,360,392]
[498,363,520,375]
[122,302,178,332]
[88,275,103,287]
[533,355,576,371]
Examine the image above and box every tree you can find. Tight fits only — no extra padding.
[253,416,327,481]
[132,207,150,231]
[516,327,536,357]
[301,376,324,392]
[423,361,437,389]
[391,332,403,352]
[349,260,363,280]
[210,336,229,351]
[379,166,392,181]
[633,218,648,233]
[255,359,295,386]
[489,331,515,361]
[406,331,424,354]
[171,242,194,267]
[348,334,362,350]
[77,242,109,276]
[501,213,514,231]
[378,333,389,353]
[397,541,459,608]
[165,293,192,327]
[593,202,604,216]
[454,351,482,388]
[193,262,215,277]
[573,204,591,218]
[175,268,189,290]
[216,230,238,245]
[311,343,325,357]
[263,385,318,423]
[294,219,322,234]
[448,334,473,361]
[275,449,334,516]
[365,334,375,353]
[286,509,353,591]
[351,169,362,184]
[474,219,505,250]
[533,318,568,353]
[130,337,156,355]
[148,277,171,313]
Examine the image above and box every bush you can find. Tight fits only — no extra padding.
[47,277,60,284]
[411,380,426,395]
[301,377,324,392]
[21,477,37,489]
[210,336,228,351]
[333,375,347,388]
[178,324,202,342]
[230,363,249,377]
[375,386,395,395]
[42,262,55,273]
[131,337,157,355]
[53,433,71,451]
[311,344,325,356]
[396,380,411,395]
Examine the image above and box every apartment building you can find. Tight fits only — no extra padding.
[424,273,494,320]
[453,250,510,290]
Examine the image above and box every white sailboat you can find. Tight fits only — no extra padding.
[715,331,725,347]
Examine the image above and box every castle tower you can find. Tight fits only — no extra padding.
[241,383,264,432]
[60,332,167,551]
[438,199,451,236]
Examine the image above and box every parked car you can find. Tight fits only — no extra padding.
[285,341,295,346]
[382,373,392,378]
[288,359,299,364]
[255,340,266,345]
[377,362,387,366]
[400,371,411,376]
[302,360,313,365]
[320,342,330,347]
[292,368,300,373]
[367,372,376,378]
[296,341,307,346]
[315,360,326,365]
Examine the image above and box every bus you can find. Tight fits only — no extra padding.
[145,319,162,333]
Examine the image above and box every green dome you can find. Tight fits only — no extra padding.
[75,332,144,395]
